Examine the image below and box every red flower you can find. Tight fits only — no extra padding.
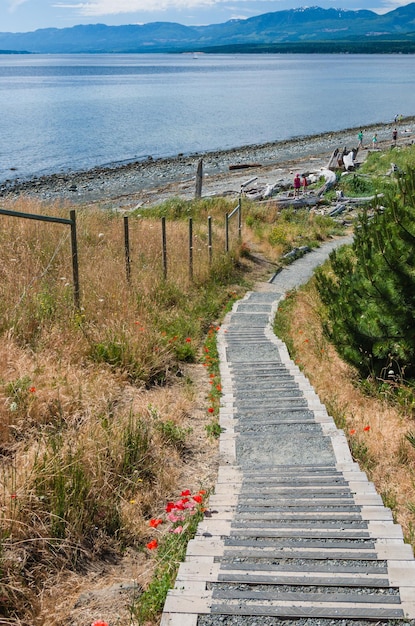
[363,425,371,432]
[181,489,191,496]
[199,490,206,495]
[146,539,158,550]
[193,495,203,504]
[185,337,192,343]
[165,502,175,512]
[349,429,356,435]
[208,407,214,414]
[149,518,163,528]
[216,385,222,392]
[91,621,109,626]
[29,386,36,393]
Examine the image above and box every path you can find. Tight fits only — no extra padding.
[161,237,415,625]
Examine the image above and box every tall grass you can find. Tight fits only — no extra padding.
[0,191,342,623]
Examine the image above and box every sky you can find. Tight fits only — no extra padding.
[1,0,412,32]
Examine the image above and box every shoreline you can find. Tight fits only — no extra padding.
[2,117,414,209]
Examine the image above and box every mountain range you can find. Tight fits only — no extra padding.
[1,4,415,54]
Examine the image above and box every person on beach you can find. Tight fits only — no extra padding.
[302,175,308,194]
[372,133,378,148]
[358,130,363,148]
[293,173,301,196]
[393,128,398,145]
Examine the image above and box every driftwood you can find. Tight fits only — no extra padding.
[258,194,321,208]
[229,163,262,171]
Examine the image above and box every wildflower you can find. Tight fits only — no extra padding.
[91,621,109,626]
[171,525,183,534]
[199,490,206,495]
[10,493,17,499]
[28,386,36,393]
[209,373,215,378]
[167,512,184,523]
[129,499,136,504]
[216,385,222,392]
[181,489,191,496]
[149,518,163,528]
[165,502,175,512]
[146,539,158,550]
[363,425,371,432]
[208,407,214,414]
[185,337,192,343]
[349,429,356,435]
[193,494,203,504]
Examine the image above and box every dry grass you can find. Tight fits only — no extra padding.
[0,196,244,624]
[276,279,415,546]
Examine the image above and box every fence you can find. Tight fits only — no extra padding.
[1,199,242,311]
[0,207,80,309]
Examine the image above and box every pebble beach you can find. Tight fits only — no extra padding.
[2,118,414,210]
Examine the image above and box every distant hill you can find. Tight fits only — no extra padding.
[1,4,415,54]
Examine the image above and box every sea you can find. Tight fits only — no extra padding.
[0,52,414,185]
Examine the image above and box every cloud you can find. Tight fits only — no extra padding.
[7,0,30,11]
[54,0,217,16]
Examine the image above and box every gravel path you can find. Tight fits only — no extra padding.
[161,238,415,626]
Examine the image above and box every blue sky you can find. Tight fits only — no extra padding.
[1,0,411,32]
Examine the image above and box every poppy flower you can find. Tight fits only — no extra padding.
[185,338,192,343]
[146,539,158,550]
[171,525,183,534]
[149,518,163,528]
[91,621,109,626]
[181,489,191,496]
[193,495,203,504]
[28,386,36,393]
[199,490,206,495]
[363,425,371,432]
[349,429,356,435]
[166,502,175,512]
[208,407,214,414]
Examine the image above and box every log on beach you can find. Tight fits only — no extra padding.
[229,163,262,170]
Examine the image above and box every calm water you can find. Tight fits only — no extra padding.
[0,53,414,184]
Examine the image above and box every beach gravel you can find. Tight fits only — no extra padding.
[1,119,414,209]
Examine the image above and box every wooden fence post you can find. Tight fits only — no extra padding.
[195,159,203,198]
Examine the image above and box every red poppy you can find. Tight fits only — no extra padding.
[146,539,158,550]
[29,386,36,393]
[199,490,206,495]
[185,338,192,343]
[149,518,163,528]
[193,495,203,504]
[349,429,356,435]
[181,489,191,496]
[91,621,109,626]
[165,502,175,512]
[216,385,222,392]
[208,407,214,413]
[363,425,371,432]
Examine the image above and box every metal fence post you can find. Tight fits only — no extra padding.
[238,197,242,241]
[189,217,193,281]
[124,215,131,284]
[162,216,167,279]
[225,212,229,253]
[69,209,80,310]
[208,216,212,265]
